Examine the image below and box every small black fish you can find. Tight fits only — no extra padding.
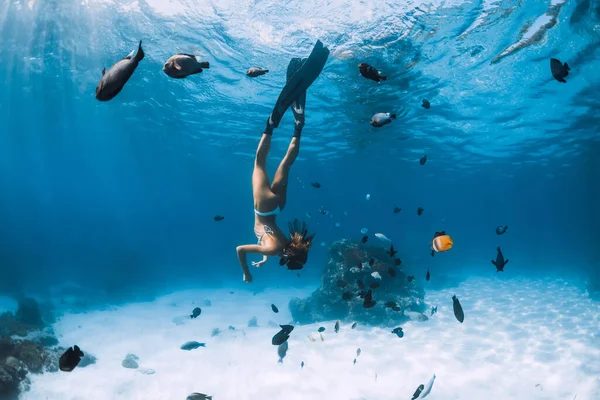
[190,307,202,319]
[417,207,424,216]
[163,54,210,79]
[271,304,279,313]
[357,280,365,290]
[214,215,224,221]
[393,207,401,214]
[369,258,375,267]
[370,282,380,290]
[391,327,404,338]
[353,358,357,365]
[334,320,340,333]
[351,322,358,329]
[387,244,397,257]
[361,235,368,243]
[492,246,509,272]
[96,41,145,101]
[420,155,427,165]
[301,361,304,368]
[496,225,508,235]
[59,345,84,372]
[311,181,321,188]
[318,327,325,332]
[421,99,431,109]
[342,292,353,301]
[272,325,294,345]
[358,62,387,82]
[394,258,401,266]
[187,393,213,400]
[337,279,347,288]
[452,295,464,323]
[550,58,570,83]
[426,269,430,281]
[411,384,425,400]
[431,306,437,316]
[228,325,235,331]
[407,276,415,282]
[363,289,376,308]
[388,267,397,277]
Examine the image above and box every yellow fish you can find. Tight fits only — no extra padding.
[432,231,453,257]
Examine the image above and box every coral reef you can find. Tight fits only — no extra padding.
[289,239,426,326]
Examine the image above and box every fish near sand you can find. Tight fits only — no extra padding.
[187,393,212,400]
[351,322,358,329]
[492,246,509,272]
[391,327,404,338]
[272,325,294,345]
[334,320,340,333]
[363,289,376,308]
[412,384,424,400]
[550,58,570,83]
[431,231,453,256]
[301,361,304,368]
[431,306,437,316]
[417,374,436,399]
[318,327,325,332]
[370,112,396,128]
[452,295,464,323]
[246,67,269,77]
[180,341,206,351]
[59,345,84,372]
[271,304,279,313]
[277,341,288,363]
[163,54,210,79]
[96,41,144,101]
[190,307,201,318]
[405,311,429,322]
[358,63,387,82]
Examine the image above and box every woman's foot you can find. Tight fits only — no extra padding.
[243,272,253,283]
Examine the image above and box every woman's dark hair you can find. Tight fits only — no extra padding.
[279,219,315,270]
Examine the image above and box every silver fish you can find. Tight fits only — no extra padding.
[370,112,396,127]
[163,53,210,79]
[246,67,269,77]
[96,41,144,101]
[417,374,436,399]
[187,393,212,400]
[180,341,206,351]
[277,341,288,363]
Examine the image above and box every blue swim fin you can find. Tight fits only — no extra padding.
[287,57,307,136]
[265,40,330,134]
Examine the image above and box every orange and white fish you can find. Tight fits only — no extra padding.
[431,231,453,256]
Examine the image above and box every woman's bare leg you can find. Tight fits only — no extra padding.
[271,137,300,210]
[252,134,272,201]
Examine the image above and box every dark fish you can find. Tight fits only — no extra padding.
[361,235,368,243]
[356,262,363,270]
[391,327,404,338]
[180,341,206,351]
[190,307,202,318]
[319,207,328,215]
[342,292,353,301]
[411,384,425,400]
[59,345,84,372]
[496,225,508,235]
[452,295,464,323]
[96,41,145,101]
[318,327,325,332]
[163,54,209,79]
[301,361,304,368]
[353,358,357,365]
[357,280,365,289]
[370,282,380,289]
[370,112,396,127]
[337,279,347,288]
[492,246,509,272]
[351,322,358,329]
[272,325,294,345]
[228,325,236,331]
[417,207,424,216]
[334,320,340,333]
[363,289,376,308]
[431,306,437,316]
[296,273,301,278]
[369,258,375,267]
[311,181,321,188]
[388,267,397,277]
[246,67,269,77]
[187,393,213,400]
[214,215,224,221]
[550,58,570,83]
[421,99,431,109]
[385,301,401,311]
[426,269,430,281]
[393,207,401,214]
[271,304,279,313]
[394,258,401,266]
[420,155,427,165]
[358,62,387,82]
[277,341,288,363]
[358,290,367,299]
[387,244,397,257]
[407,276,415,282]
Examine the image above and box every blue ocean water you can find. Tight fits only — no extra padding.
[0,0,599,301]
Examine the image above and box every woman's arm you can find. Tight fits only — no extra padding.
[236,244,276,283]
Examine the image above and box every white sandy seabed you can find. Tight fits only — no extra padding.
[18,277,600,400]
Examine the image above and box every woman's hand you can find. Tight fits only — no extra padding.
[251,256,268,268]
